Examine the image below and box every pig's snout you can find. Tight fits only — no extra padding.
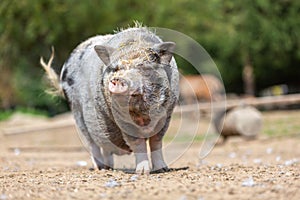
[109,77,129,94]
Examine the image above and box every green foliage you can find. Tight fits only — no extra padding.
[0,110,13,121]
[0,106,48,121]
[204,0,300,92]
[0,0,299,113]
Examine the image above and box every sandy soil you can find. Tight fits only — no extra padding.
[0,111,299,200]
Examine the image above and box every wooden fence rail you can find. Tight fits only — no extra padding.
[1,94,300,135]
[174,93,300,114]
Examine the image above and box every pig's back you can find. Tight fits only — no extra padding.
[60,34,113,92]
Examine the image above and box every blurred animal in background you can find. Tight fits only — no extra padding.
[179,74,223,105]
[213,105,263,143]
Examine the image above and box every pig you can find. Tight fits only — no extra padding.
[41,26,179,174]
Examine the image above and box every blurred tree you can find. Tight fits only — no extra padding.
[0,0,125,113]
[205,0,300,94]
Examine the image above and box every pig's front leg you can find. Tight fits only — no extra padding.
[149,134,169,173]
[133,139,150,174]
[124,136,150,175]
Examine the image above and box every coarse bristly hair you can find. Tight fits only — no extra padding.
[40,47,64,97]
[114,21,144,33]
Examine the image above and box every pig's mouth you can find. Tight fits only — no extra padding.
[111,89,168,137]
[129,111,151,126]
[128,94,151,127]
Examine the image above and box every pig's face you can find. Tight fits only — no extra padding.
[95,42,175,137]
[111,62,170,127]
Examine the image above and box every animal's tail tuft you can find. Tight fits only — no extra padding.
[40,47,64,97]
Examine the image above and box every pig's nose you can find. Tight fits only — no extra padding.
[109,77,129,93]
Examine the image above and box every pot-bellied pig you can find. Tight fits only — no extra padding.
[41,27,179,174]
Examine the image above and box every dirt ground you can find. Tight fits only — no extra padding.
[0,110,299,200]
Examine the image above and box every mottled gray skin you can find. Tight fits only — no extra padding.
[60,27,179,174]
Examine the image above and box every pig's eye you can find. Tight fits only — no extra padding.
[148,53,160,62]
[114,65,124,71]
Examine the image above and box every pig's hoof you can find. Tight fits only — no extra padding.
[89,166,112,171]
[135,160,150,175]
[92,157,112,170]
[151,167,170,174]
[97,165,113,171]
[89,167,95,171]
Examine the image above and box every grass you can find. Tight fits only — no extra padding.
[0,110,13,121]
[0,107,48,121]
[261,110,300,137]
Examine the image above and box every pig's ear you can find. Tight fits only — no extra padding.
[153,42,176,64]
[94,45,115,66]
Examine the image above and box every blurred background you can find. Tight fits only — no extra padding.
[0,0,300,117]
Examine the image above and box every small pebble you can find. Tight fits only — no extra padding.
[99,193,107,198]
[76,161,87,167]
[14,148,20,156]
[105,179,120,188]
[276,156,281,162]
[0,194,7,200]
[179,195,187,200]
[216,163,223,168]
[285,172,292,176]
[284,159,298,166]
[266,148,273,154]
[130,175,139,181]
[253,158,262,164]
[242,177,256,187]
[228,152,236,158]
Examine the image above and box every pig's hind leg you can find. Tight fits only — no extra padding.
[90,143,114,170]
[90,142,107,170]
[102,148,114,169]
[73,109,110,170]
